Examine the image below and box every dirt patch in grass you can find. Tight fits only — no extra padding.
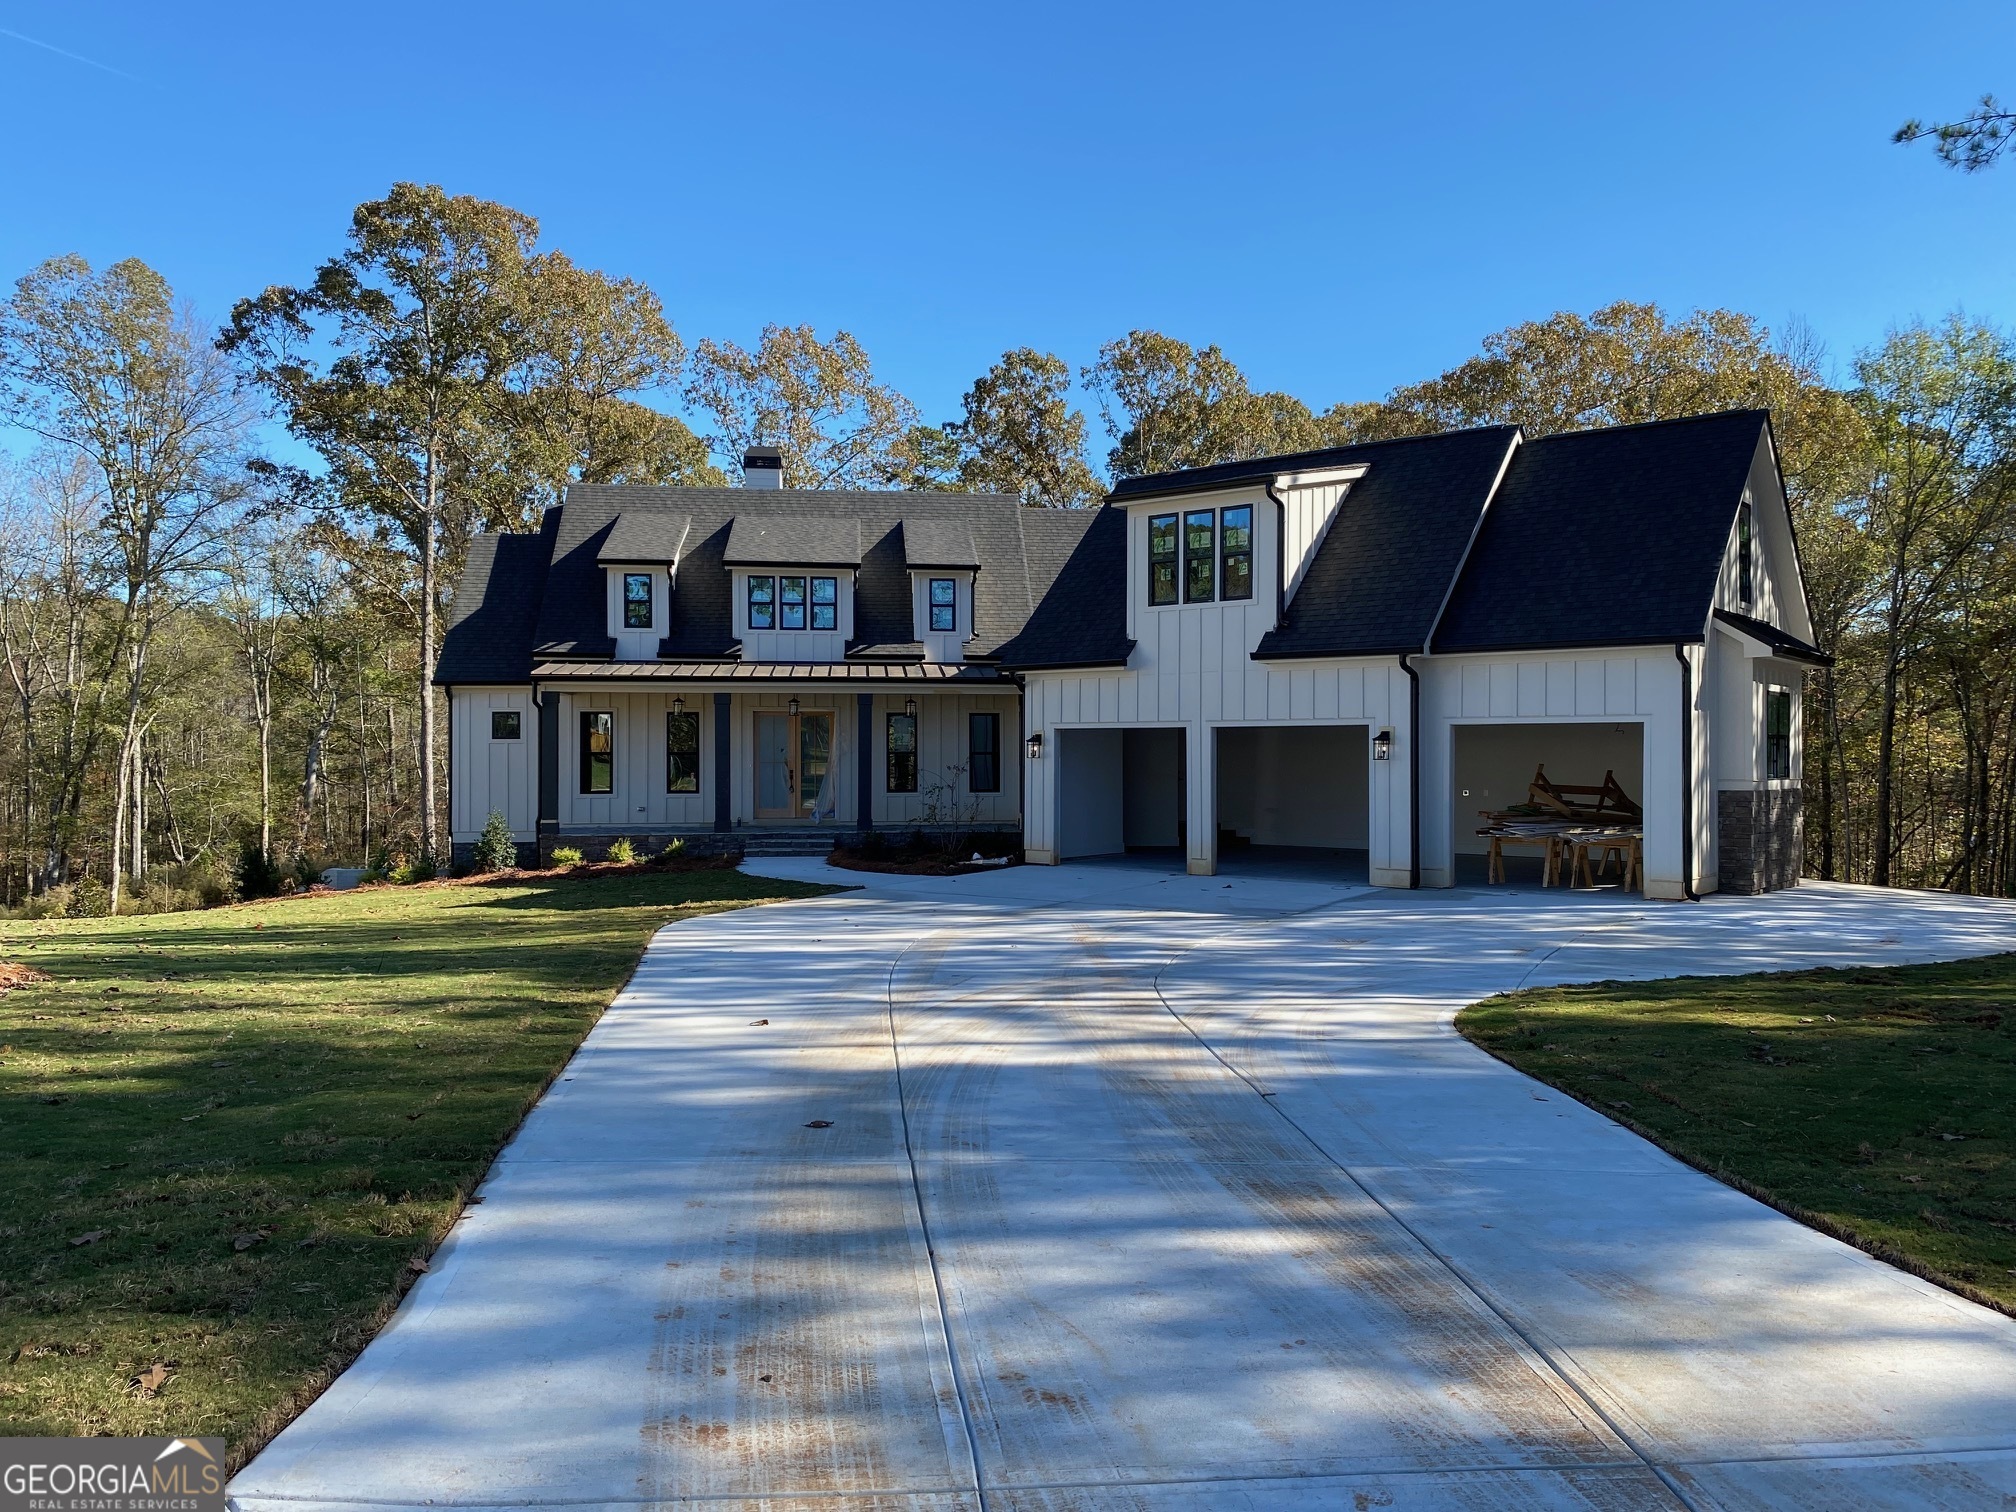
[0,866,833,1465]
[1458,952,2016,1316]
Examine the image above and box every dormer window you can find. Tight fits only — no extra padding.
[1220,506,1253,601]
[1148,514,1178,605]
[622,572,653,629]
[1185,510,1216,603]
[748,574,837,631]
[929,578,957,632]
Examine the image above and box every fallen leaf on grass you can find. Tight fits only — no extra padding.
[406,1255,429,1275]
[129,1364,170,1398]
[231,1232,266,1252]
[68,1230,108,1247]
[1938,1133,1968,1142]
[1903,1175,1925,1184]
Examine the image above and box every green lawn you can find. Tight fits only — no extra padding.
[0,867,832,1464]
[1458,953,2016,1315]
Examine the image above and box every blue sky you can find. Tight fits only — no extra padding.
[2,1,2011,446]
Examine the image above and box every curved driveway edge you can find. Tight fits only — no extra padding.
[232,862,2016,1511]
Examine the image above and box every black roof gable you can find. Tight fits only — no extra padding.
[1432,410,1769,654]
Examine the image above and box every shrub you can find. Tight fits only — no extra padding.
[606,837,636,865]
[66,877,111,918]
[550,846,583,868]
[390,860,436,885]
[472,810,519,873]
[293,853,327,890]
[657,838,686,862]
[236,840,285,901]
[17,885,72,921]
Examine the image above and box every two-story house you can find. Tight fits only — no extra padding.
[438,411,1826,897]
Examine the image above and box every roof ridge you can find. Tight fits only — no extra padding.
[1525,408,1769,444]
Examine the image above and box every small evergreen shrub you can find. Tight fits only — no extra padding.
[657,838,687,862]
[236,840,285,900]
[550,846,583,867]
[293,853,327,889]
[606,837,636,865]
[390,860,437,885]
[472,810,519,872]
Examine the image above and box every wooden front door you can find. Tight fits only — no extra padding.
[753,711,835,822]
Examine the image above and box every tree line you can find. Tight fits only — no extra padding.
[0,178,2011,908]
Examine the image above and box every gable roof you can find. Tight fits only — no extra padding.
[992,506,1128,669]
[1432,410,1770,653]
[902,517,981,570]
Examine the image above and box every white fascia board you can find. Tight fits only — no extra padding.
[1271,463,1369,490]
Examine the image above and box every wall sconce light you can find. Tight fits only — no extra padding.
[1025,731,1044,760]
[671,695,684,716]
[1372,728,1393,762]
[904,697,917,719]
[787,697,800,717]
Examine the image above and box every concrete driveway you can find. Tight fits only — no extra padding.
[232,863,2016,1511]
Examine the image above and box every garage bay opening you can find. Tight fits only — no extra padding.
[1215,724,1370,882]
[1453,722,1645,887]
[1056,728,1186,860]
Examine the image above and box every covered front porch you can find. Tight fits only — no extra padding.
[528,661,1022,859]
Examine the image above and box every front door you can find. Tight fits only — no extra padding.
[753,711,835,822]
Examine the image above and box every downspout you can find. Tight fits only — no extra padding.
[1264,480,1289,627]
[1401,651,1421,889]
[1674,643,1700,901]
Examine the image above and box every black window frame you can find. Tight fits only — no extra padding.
[929,577,957,633]
[1765,687,1792,781]
[886,711,918,793]
[747,574,775,630]
[1738,501,1754,609]
[1219,505,1253,602]
[1147,513,1179,606]
[968,711,1000,792]
[779,574,808,630]
[1183,509,1216,603]
[490,710,521,741]
[622,571,653,630]
[666,709,700,794]
[579,710,614,795]
[810,575,837,631]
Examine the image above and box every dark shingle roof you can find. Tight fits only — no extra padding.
[1254,427,1520,659]
[1713,609,1831,665]
[993,507,1130,669]
[437,519,557,684]
[724,516,862,567]
[902,518,980,570]
[1433,411,1769,653]
[599,512,691,562]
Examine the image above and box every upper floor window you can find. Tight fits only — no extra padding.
[1220,506,1253,602]
[929,578,957,632]
[1148,506,1252,606]
[622,572,652,629]
[748,574,837,631]
[1184,510,1216,603]
[1766,687,1792,780]
[1738,501,1754,609]
[491,710,521,740]
[1148,514,1179,605]
[580,711,613,794]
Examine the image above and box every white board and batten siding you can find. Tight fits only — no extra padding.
[450,687,537,843]
[1027,479,1412,882]
[556,688,716,832]
[873,691,1021,827]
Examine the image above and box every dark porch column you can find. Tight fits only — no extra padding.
[856,692,874,834]
[713,691,732,832]
[536,689,559,861]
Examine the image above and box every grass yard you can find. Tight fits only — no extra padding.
[1459,952,2016,1314]
[0,867,832,1464]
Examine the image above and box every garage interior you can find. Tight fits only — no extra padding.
[1056,728,1186,860]
[1452,721,1644,885]
[1216,724,1370,881]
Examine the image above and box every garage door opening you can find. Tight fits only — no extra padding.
[1216,724,1370,882]
[1453,722,1644,886]
[1056,728,1186,860]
